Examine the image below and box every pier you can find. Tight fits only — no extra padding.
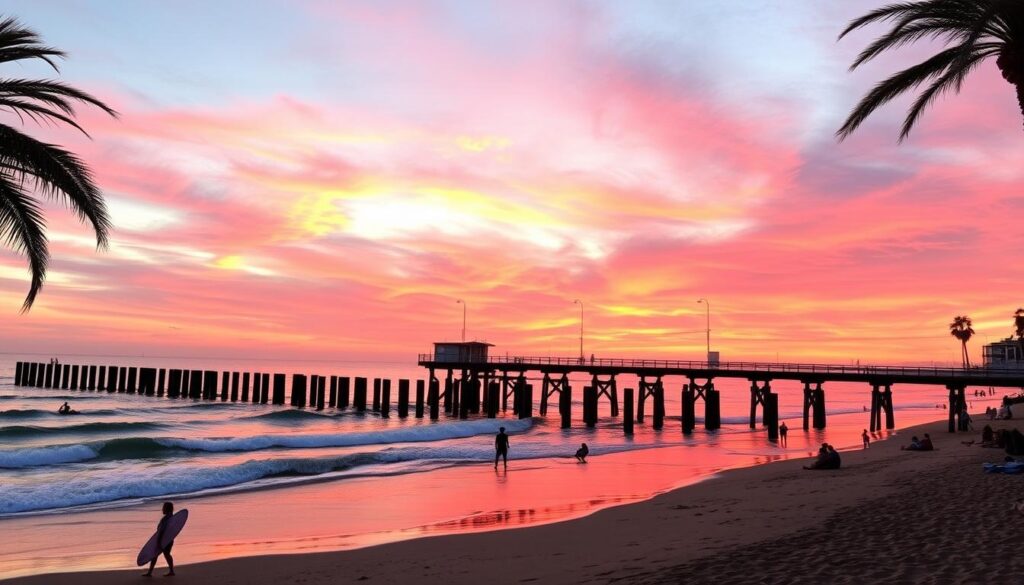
[11,351,1024,437]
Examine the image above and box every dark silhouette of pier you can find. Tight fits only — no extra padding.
[11,352,1024,438]
[418,354,1024,436]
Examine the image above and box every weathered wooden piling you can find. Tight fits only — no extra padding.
[748,380,771,428]
[415,379,425,418]
[200,370,215,400]
[583,385,597,428]
[188,371,201,399]
[53,363,62,388]
[230,372,240,402]
[88,365,97,391]
[652,383,665,430]
[428,378,440,420]
[261,373,271,404]
[705,387,721,430]
[443,376,454,414]
[329,376,338,408]
[353,377,368,411]
[485,381,499,418]
[26,362,36,386]
[157,368,166,396]
[127,367,137,394]
[380,379,390,417]
[398,379,409,418]
[14,362,22,385]
[239,372,249,402]
[168,369,182,398]
[252,372,262,403]
[338,376,350,409]
[272,373,285,404]
[682,385,695,434]
[61,364,70,389]
[70,365,79,390]
[96,365,106,392]
[812,387,826,429]
[451,379,462,418]
[623,388,635,435]
[560,385,572,429]
[35,362,44,386]
[44,362,54,388]
[220,372,229,401]
[316,376,326,411]
[372,378,382,412]
[765,392,779,441]
[291,374,308,407]
[520,383,533,418]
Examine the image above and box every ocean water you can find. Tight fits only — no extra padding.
[0,354,996,576]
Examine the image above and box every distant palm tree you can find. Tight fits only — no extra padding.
[1014,308,1024,360]
[0,16,115,311]
[949,315,975,368]
[837,0,1024,141]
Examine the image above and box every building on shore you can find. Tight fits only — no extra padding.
[983,338,1024,369]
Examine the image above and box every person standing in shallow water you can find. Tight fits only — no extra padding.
[494,427,509,470]
[862,429,870,449]
[143,502,176,577]
[778,422,788,446]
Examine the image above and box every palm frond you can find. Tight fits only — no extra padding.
[899,45,998,140]
[0,171,48,311]
[0,123,111,248]
[0,17,63,72]
[837,44,965,140]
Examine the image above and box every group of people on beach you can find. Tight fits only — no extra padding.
[803,443,841,470]
[900,433,934,451]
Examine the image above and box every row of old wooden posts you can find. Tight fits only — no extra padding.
[11,361,844,438]
[11,361,625,427]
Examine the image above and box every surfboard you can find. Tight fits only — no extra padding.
[136,509,188,566]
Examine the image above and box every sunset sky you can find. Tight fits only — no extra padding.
[1,0,1022,364]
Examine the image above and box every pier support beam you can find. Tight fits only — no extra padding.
[398,379,410,418]
[869,383,895,432]
[272,374,286,405]
[583,385,597,428]
[415,379,425,418]
[338,377,350,408]
[354,377,367,411]
[560,384,572,429]
[749,379,773,428]
[591,374,619,417]
[623,388,634,435]
[373,378,382,412]
[637,376,662,423]
[380,379,390,418]
[428,377,440,420]
[802,382,826,430]
[765,392,780,442]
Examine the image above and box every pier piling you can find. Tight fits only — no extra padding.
[272,373,286,405]
[241,372,250,402]
[354,377,368,412]
[291,374,308,407]
[231,372,240,402]
[623,388,634,435]
[583,385,597,428]
[338,377,350,409]
[428,378,440,420]
[560,385,572,429]
[380,379,390,418]
[316,376,326,410]
[373,378,381,412]
[398,379,409,418]
[765,392,779,441]
[415,380,425,418]
[329,376,337,408]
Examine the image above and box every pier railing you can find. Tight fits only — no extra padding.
[416,354,1024,380]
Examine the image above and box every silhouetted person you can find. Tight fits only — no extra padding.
[494,427,509,469]
[575,442,589,463]
[862,429,870,449]
[778,422,788,446]
[58,402,70,415]
[902,436,922,451]
[143,501,175,577]
[826,444,841,469]
[920,433,934,451]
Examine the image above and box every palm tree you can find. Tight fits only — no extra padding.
[1014,308,1024,361]
[0,16,115,311]
[837,0,1024,141]
[949,315,975,368]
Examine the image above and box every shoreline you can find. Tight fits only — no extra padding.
[8,413,1020,584]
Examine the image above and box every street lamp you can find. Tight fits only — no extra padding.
[455,299,466,342]
[573,299,584,361]
[696,298,710,361]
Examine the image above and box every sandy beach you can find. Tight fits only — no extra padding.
[7,413,1022,585]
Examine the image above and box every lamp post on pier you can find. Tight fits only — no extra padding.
[455,299,466,342]
[697,298,710,362]
[573,299,584,363]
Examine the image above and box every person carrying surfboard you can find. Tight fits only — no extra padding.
[142,502,177,577]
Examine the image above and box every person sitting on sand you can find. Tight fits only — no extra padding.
[143,502,176,577]
[862,429,870,449]
[826,444,841,469]
[901,436,922,451]
[575,442,589,463]
[919,433,934,451]
[981,425,995,446]
[804,443,833,470]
